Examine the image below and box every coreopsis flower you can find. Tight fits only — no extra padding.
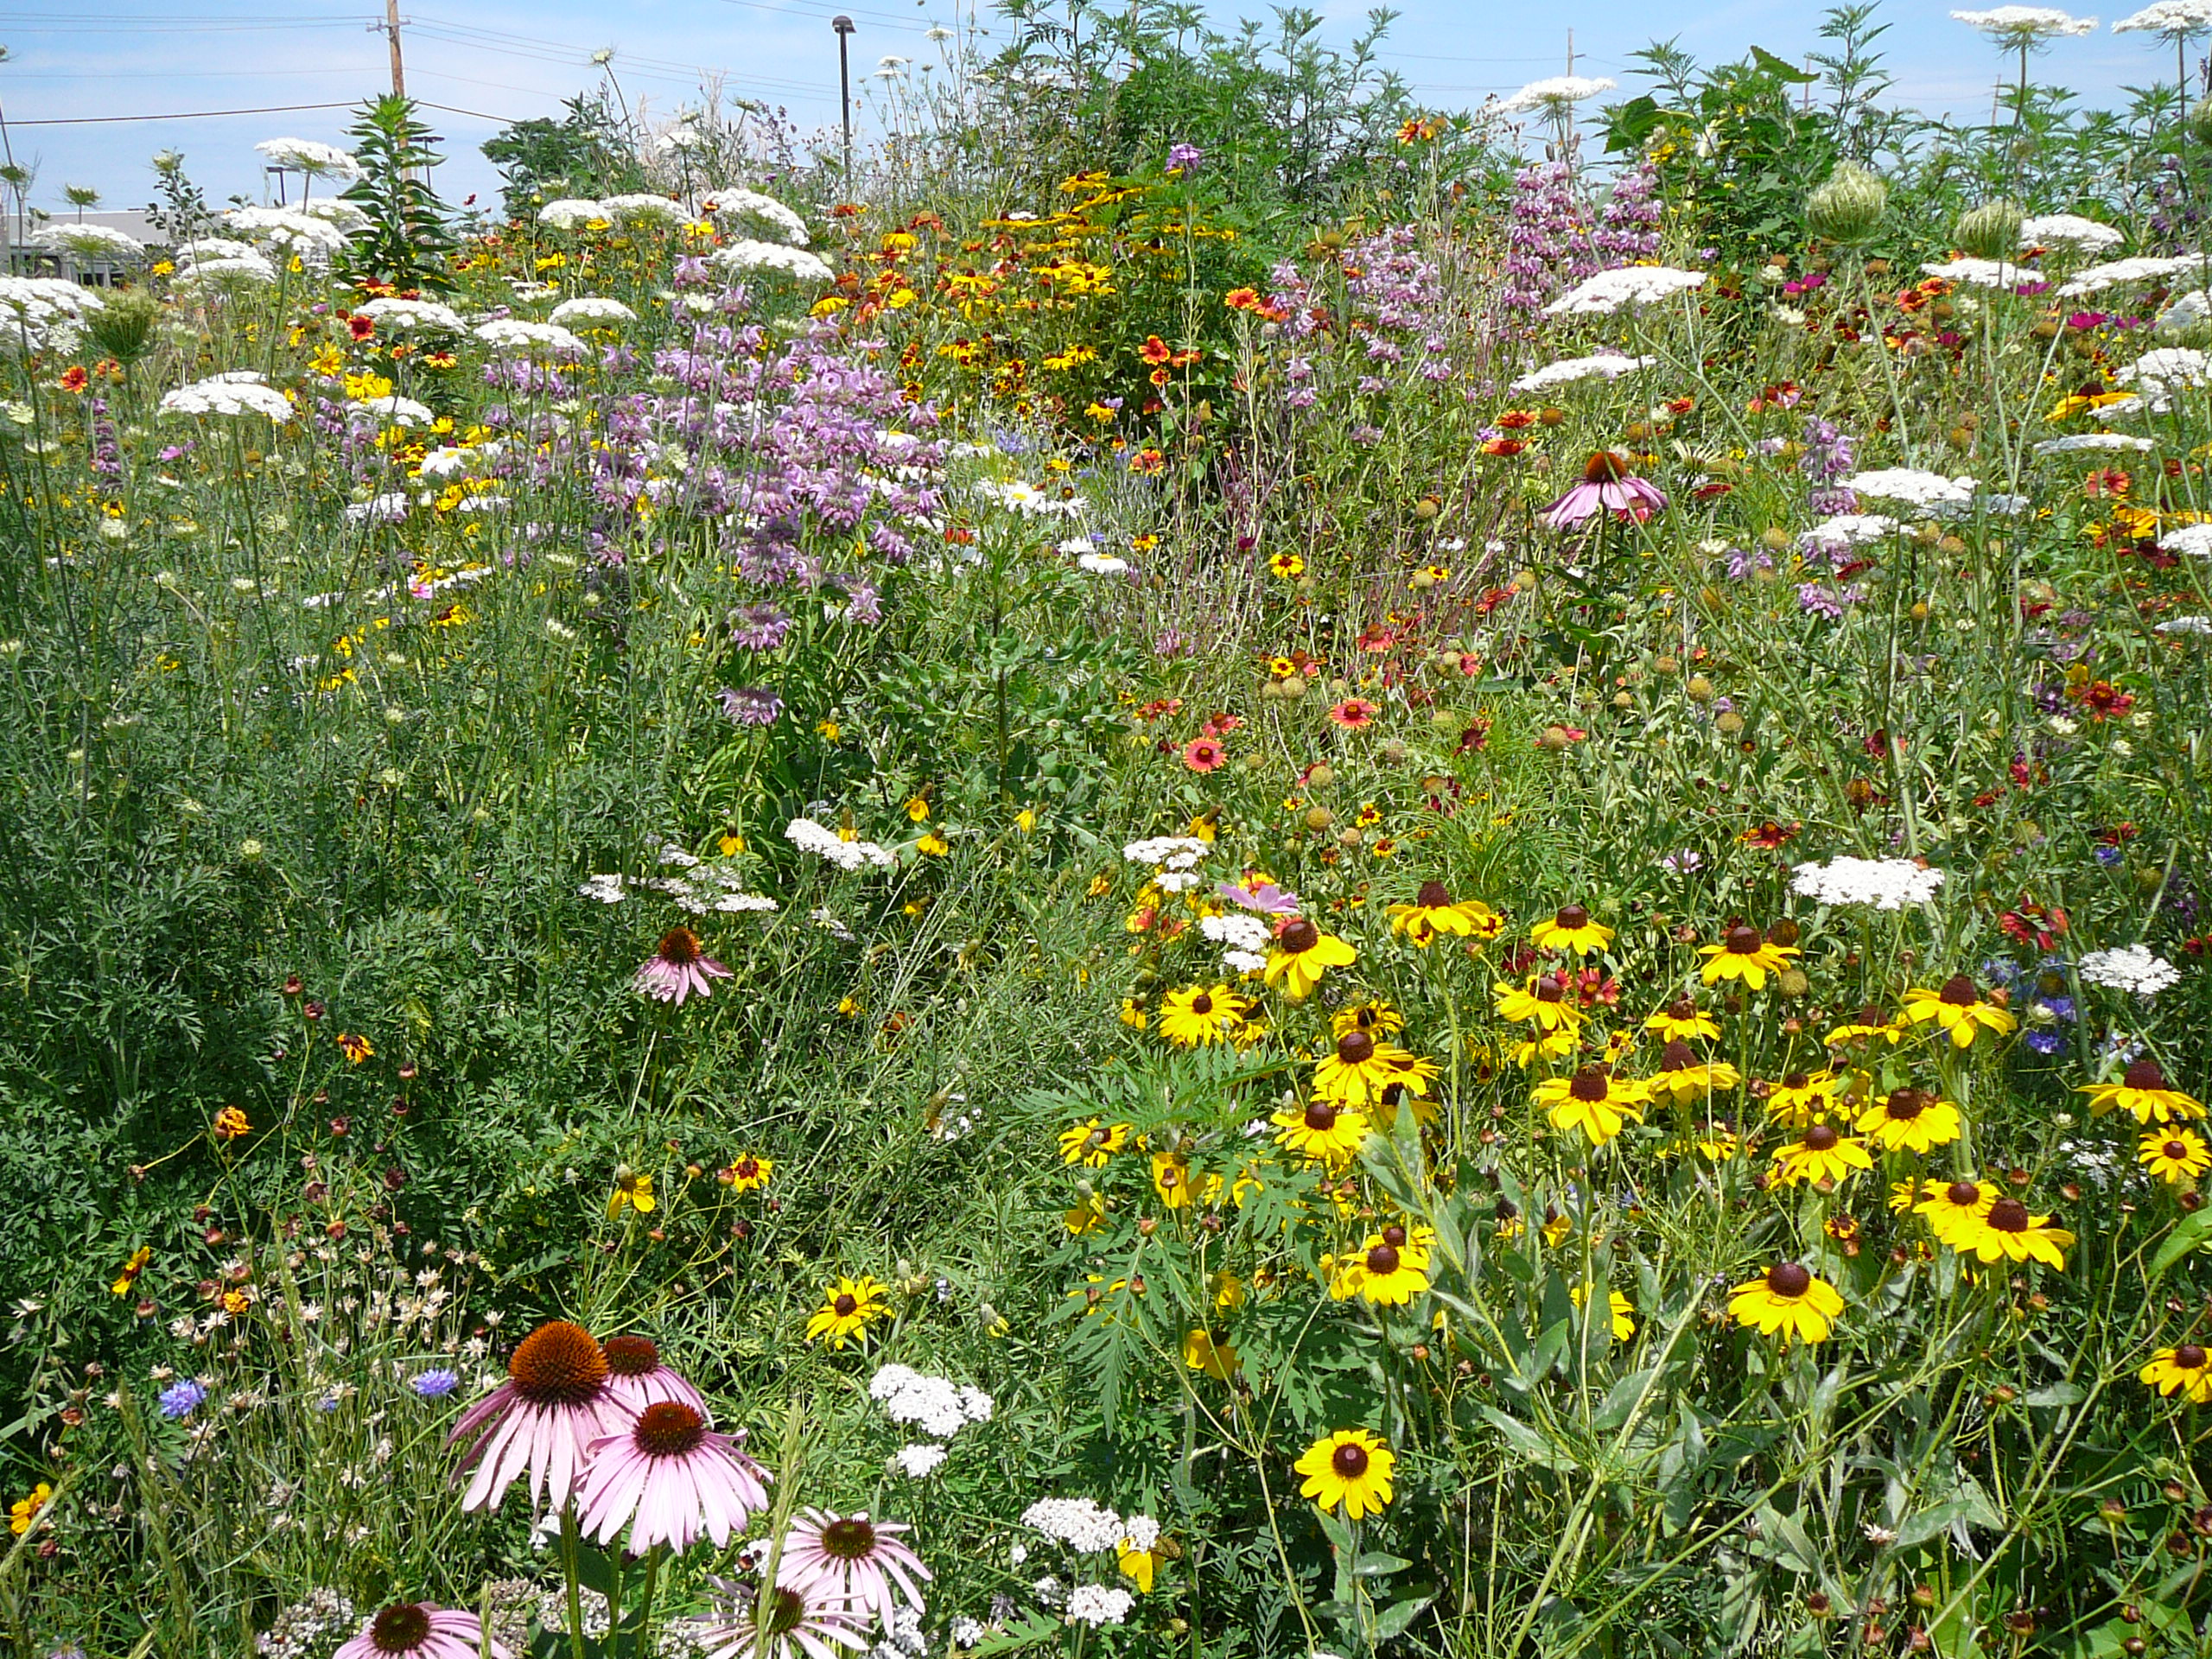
[112,1245,151,1297]
[1058,1118,1132,1166]
[635,927,734,1005]
[777,1510,931,1628]
[2139,1344,2212,1403]
[1770,1123,1873,1187]
[1955,1196,2074,1268]
[1645,997,1720,1041]
[1271,1098,1372,1166]
[1156,984,1245,1046]
[1855,1088,1964,1154]
[1263,918,1356,1001]
[1648,1039,1742,1104]
[1387,880,1501,944]
[806,1277,892,1349]
[1494,972,1583,1031]
[1311,1029,1436,1108]
[1294,1429,1395,1520]
[2139,1128,2212,1184]
[334,1605,508,1659]
[1326,1224,1432,1306]
[1571,1282,1637,1341]
[1536,1065,1648,1147]
[448,1320,630,1514]
[1900,975,2017,1048]
[2079,1057,2203,1123]
[1914,1178,2000,1246]
[577,1401,771,1551]
[723,1154,772,1193]
[1728,1262,1844,1344]
[601,1334,709,1416]
[1529,904,1612,957]
[690,1577,869,1659]
[1764,1070,1840,1128]
[607,1168,655,1217]
[1699,923,1800,989]
[213,1105,251,1141]
[1182,1329,1240,1379]
[8,1484,47,1536]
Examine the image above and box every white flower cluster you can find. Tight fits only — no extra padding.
[2155,524,2212,556]
[786,817,896,870]
[2020,213,2124,255]
[2113,0,2212,29]
[358,395,434,428]
[2032,432,2153,454]
[342,493,410,525]
[226,206,353,262]
[1802,513,1900,547]
[1840,468,1979,511]
[355,296,465,333]
[0,275,104,353]
[975,480,1082,517]
[892,1444,949,1478]
[643,847,779,915]
[1063,1586,1135,1628]
[473,318,585,355]
[696,186,811,247]
[2155,613,2212,633]
[870,1364,994,1436]
[600,192,689,226]
[1790,856,1944,910]
[547,296,636,327]
[35,222,144,261]
[1919,257,2036,289]
[173,254,277,289]
[2120,346,2212,395]
[2157,288,2212,332]
[2058,253,2199,296]
[1020,1498,1126,1554]
[2078,944,2182,996]
[160,371,293,421]
[254,137,363,177]
[1201,911,1272,974]
[1497,74,1617,112]
[1541,265,1707,316]
[537,199,607,229]
[1124,835,1208,892]
[712,239,836,283]
[1507,353,1654,393]
[1952,6,2099,38]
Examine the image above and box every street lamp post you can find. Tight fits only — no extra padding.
[833,16,855,178]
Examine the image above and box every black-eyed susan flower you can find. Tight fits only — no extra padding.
[1064,1192,1108,1235]
[1264,918,1357,1000]
[805,1276,892,1348]
[1915,1178,1999,1246]
[1541,1207,1573,1247]
[1649,1038,1743,1104]
[1901,975,2018,1049]
[1182,1329,1240,1381]
[1312,1029,1436,1108]
[1955,1196,2073,1268]
[1327,1224,1432,1306]
[1571,1282,1637,1340]
[1529,903,1612,957]
[1770,1123,1873,1187]
[1645,996,1720,1042]
[1854,1087,1963,1154]
[1699,922,1800,989]
[1728,1262,1843,1343]
[1294,1428,1395,1520]
[1157,984,1243,1046]
[1764,1070,1840,1128]
[1824,1004,1906,1049]
[2139,1343,2212,1403]
[1494,972,1583,1032]
[2139,1128,2212,1185]
[1332,999,1404,1039]
[1271,1098,1372,1166]
[1150,1148,1219,1210]
[1536,1065,1648,1148]
[1058,1118,1133,1167]
[2079,1057,2203,1124]
[1119,997,1148,1030]
[1388,880,1502,945]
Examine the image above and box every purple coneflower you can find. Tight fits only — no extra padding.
[601,1333,709,1416]
[1542,451,1668,530]
[447,1320,632,1514]
[576,1399,769,1552]
[718,686,785,726]
[635,927,733,1005]
[691,1575,869,1659]
[334,1604,507,1659]
[1218,879,1300,917]
[777,1510,932,1629]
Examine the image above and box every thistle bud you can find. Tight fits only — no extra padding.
[1806,163,1889,248]
[1955,199,2024,262]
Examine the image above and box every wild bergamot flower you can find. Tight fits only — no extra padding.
[1294,1428,1395,1519]
[1901,975,2018,1049]
[1727,1262,1844,1344]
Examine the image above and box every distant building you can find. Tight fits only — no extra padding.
[6,209,170,286]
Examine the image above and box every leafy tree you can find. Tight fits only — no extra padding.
[340,94,460,292]
[480,95,645,221]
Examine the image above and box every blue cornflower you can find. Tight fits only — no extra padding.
[156,1379,207,1421]
[412,1368,461,1400]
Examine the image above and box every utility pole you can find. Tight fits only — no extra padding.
[384,0,407,99]
[833,16,855,177]
[1566,29,1573,74]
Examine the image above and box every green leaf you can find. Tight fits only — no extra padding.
[1751,44,1820,80]
[967,1608,1064,1656]
[1590,1367,1659,1433]
[2022,1382,2086,1408]
[1354,1550,1414,1577]
[1480,1404,1563,1469]
[1368,1589,1436,1641]
[2152,1207,2212,1276]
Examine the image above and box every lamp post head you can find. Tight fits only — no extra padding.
[832,15,855,32]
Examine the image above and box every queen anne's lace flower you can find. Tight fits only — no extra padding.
[598,193,687,226]
[1541,265,1707,315]
[537,199,606,228]
[254,137,363,177]
[2058,253,2200,296]
[2120,346,2212,393]
[1840,469,1979,510]
[697,186,811,247]
[354,297,465,333]
[1507,353,1655,393]
[1497,74,1618,112]
[2020,213,2124,254]
[1952,6,2099,39]
[35,223,144,260]
[2113,0,2212,32]
[547,296,636,327]
[2156,524,2212,555]
[1919,257,2037,289]
[711,240,836,283]
[785,817,896,870]
[1802,513,1900,545]
[160,372,293,421]
[173,254,278,287]
[2077,944,2182,995]
[1791,856,1944,910]
[226,207,352,260]
[2032,432,2152,454]
[473,319,585,355]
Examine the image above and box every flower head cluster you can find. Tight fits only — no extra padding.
[787,818,896,871]
[713,240,836,284]
[1791,856,1944,910]
[1840,468,1979,512]
[1507,353,1654,393]
[696,186,812,246]
[255,137,363,177]
[1952,6,2099,41]
[2077,944,2181,996]
[1541,264,1707,315]
[868,1365,993,1439]
[1020,1497,1127,1554]
[1498,74,1618,113]
[160,372,293,422]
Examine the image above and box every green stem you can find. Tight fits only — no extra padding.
[563,1503,588,1659]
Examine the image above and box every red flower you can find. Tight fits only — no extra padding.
[1479,438,1526,457]
[1738,820,1799,849]
[1454,718,1491,755]
[1224,288,1262,311]
[1201,711,1243,739]
[1182,737,1227,772]
[57,365,87,393]
[1327,698,1379,729]
[1139,335,1173,366]
[348,314,376,341]
[1128,448,1166,476]
[1999,904,2068,950]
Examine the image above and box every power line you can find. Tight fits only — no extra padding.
[3,99,359,125]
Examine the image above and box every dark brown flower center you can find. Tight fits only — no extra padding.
[1766,1262,1812,1298]
[1365,1243,1402,1274]
[761,1586,806,1637]
[2165,1141,2191,1161]
[1417,880,1453,908]
[1305,1101,1339,1132]
[1382,1223,1407,1248]
[1555,905,1590,931]
[1583,451,1630,483]
[1783,1072,1810,1091]
[1281,919,1320,954]
[1945,1180,1983,1207]
[602,1334,659,1376]
[635,1400,707,1458]
[2126,1057,2168,1091]
[1725,925,1764,955]
[1493,1198,1518,1221]
[2177,1344,2208,1370]
[735,1157,762,1177]
[1885,1089,1928,1120]
[1190,993,1214,1015]
[820,1516,879,1560]
[1661,1039,1697,1071]
[507,1320,608,1407]
[1667,997,1698,1022]
[834,1294,858,1317]
[1938,975,1978,1007]
[1337,1031,1376,1065]
[658,927,702,966]
[1802,1125,1840,1152]
[1331,1440,1370,1478]
[1986,1198,2030,1234]
[1534,975,1564,1001]
[369,1604,433,1654]
[1569,1067,1610,1103]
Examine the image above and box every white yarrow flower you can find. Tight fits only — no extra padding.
[1021,1498,1124,1554]
[785,817,896,870]
[1064,1586,1135,1628]
[2020,213,2125,255]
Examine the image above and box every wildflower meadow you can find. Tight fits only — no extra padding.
[10,3,2212,1655]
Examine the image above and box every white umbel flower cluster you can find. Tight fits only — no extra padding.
[1020,1498,1126,1554]
[254,137,363,178]
[598,193,689,226]
[1790,856,1944,910]
[159,371,293,421]
[547,296,636,327]
[537,199,607,229]
[226,206,352,262]
[2113,0,2212,33]
[785,817,896,870]
[0,275,104,353]
[1840,468,1980,511]
[2077,944,2182,996]
[2155,524,2212,556]
[1063,1586,1135,1628]
[473,318,586,355]
[696,186,811,247]
[353,296,465,333]
[2058,253,2200,296]
[1507,353,1655,393]
[869,1364,994,1437]
[2119,346,2212,395]
[35,222,144,261]
[1541,265,1707,315]
[1497,74,1617,112]
[712,239,836,283]
[2032,432,2153,454]
[1123,835,1208,892]
[2020,213,2124,255]
[1919,257,2035,289]
[1801,513,1901,546]
[1952,7,2099,40]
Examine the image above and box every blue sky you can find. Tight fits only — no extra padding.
[0,0,2183,213]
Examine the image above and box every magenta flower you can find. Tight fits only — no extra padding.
[635,927,733,1004]
[1542,451,1668,530]
[601,1333,709,1416]
[777,1510,932,1630]
[691,1576,870,1659]
[335,1604,509,1659]
[577,1400,771,1553]
[1218,879,1300,916]
[448,1320,632,1514]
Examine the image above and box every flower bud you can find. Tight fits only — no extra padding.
[1806,162,1889,248]
[1955,199,2024,262]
